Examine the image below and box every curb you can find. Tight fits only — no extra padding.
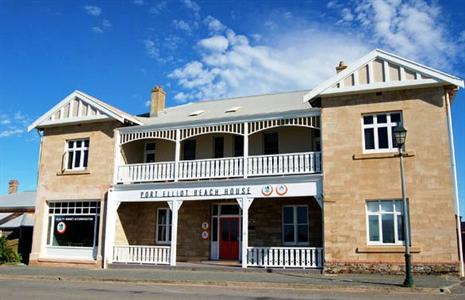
[0,274,445,295]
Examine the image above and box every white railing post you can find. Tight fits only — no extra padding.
[169,200,183,266]
[174,129,180,182]
[113,129,123,184]
[238,197,253,268]
[243,123,249,178]
[104,190,120,269]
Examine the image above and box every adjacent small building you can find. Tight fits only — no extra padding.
[0,180,36,264]
[27,49,464,274]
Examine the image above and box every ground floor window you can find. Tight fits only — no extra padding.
[366,200,404,245]
[282,205,309,245]
[156,208,172,244]
[47,201,100,248]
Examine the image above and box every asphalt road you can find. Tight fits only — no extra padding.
[0,278,464,300]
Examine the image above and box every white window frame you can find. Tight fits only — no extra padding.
[144,141,156,163]
[366,200,405,246]
[361,112,402,153]
[47,201,100,249]
[282,205,309,246]
[65,139,89,170]
[156,208,171,244]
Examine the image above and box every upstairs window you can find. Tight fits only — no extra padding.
[362,112,402,153]
[214,137,224,158]
[264,132,279,155]
[183,139,196,160]
[144,142,156,163]
[66,139,89,170]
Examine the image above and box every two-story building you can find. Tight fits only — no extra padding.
[27,49,463,274]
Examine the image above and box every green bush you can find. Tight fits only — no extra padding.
[0,236,21,264]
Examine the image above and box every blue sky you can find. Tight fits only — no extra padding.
[1,0,465,215]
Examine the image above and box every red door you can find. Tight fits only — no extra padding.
[219,217,239,260]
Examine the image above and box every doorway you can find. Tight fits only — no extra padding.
[219,217,240,260]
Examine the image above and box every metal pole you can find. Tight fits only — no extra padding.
[399,147,414,287]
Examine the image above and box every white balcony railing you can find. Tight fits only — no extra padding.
[178,156,244,180]
[117,151,321,184]
[112,245,170,265]
[247,247,323,268]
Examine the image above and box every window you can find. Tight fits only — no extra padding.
[156,208,172,244]
[183,139,196,160]
[214,137,224,158]
[362,112,402,152]
[47,201,100,248]
[233,135,244,157]
[366,200,405,245]
[66,139,89,170]
[282,205,309,245]
[144,142,156,163]
[264,132,279,155]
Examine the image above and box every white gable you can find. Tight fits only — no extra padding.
[28,90,142,131]
[303,49,464,103]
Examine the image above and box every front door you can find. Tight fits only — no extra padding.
[219,217,239,260]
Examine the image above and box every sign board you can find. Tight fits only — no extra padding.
[111,180,319,202]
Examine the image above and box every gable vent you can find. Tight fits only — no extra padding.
[189,110,205,117]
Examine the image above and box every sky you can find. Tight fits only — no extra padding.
[1,0,465,215]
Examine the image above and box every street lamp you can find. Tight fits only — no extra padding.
[393,125,414,287]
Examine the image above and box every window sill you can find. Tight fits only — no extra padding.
[353,151,415,160]
[356,246,421,253]
[56,170,91,176]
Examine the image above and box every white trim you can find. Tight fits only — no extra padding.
[28,90,142,132]
[282,205,310,246]
[361,111,402,154]
[156,207,171,245]
[366,200,405,246]
[302,49,464,103]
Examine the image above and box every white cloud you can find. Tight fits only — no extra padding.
[168,22,368,103]
[92,19,112,34]
[337,0,460,69]
[197,35,229,52]
[133,0,145,5]
[172,19,191,32]
[0,129,24,138]
[84,5,102,17]
[150,1,167,14]
[181,0,200,13]
[144,39,159,58]
[203,16,226,32]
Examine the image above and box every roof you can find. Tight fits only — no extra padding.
[28,90,143,131]
[0,191,36,209]
[0,213,34,229]
[303,49,464,103]
[135,89,313,128]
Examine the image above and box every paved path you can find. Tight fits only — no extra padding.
[0,265,462,295]
[0,277,464,300]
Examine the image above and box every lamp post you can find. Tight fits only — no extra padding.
[393,125,414,287]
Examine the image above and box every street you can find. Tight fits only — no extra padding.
[0,278,463,300]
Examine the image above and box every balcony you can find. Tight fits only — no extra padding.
[116,151,321,184]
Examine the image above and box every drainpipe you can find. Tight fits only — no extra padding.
[445,89,464,278]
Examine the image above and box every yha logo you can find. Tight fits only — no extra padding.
[261,185,273,196]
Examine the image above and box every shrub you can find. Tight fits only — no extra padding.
[0,236,21,264]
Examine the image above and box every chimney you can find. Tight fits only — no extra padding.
[8,179,18,194]
[150,86,166,117]
[336,61,348,73]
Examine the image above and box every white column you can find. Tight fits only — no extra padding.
[112,129,123,184]
[243,123,249,178]
[169,200,183,266]
[104,190,120,269]
[174,129,180,182]
[238,197,253,268]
